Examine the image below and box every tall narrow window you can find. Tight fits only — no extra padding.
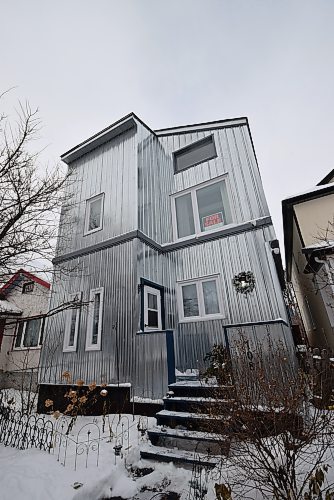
[63,292,82,352]
[140,279,165,332]
[84,193,104,234]
[144,286,162,331]
[86,287,104,350]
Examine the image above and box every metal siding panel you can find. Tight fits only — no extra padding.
[56,129,138,257]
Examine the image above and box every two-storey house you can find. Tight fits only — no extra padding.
[0,269,50,391]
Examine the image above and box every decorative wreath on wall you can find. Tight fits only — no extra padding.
[232,271,256,295]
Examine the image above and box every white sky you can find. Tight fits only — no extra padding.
[1,0,334,249]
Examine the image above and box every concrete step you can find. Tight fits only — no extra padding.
[147,426,230,455]
[163,396,235,414]
[168,381,234,399]
[140,445,220,469]
[156,409,233,433]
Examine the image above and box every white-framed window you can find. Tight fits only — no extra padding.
[63,292,82,352]
[171,177,233,241]
[84,193,104,235]
[14,317,44,349]
[144,286,162,331]
[85,287,104,350]
[177,275,224,322]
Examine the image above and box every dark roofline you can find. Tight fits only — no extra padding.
[317,168,334,186]
[154,116,248,134]
[282,183,334,280]
[60,114,259,169]
[0,269,50,295]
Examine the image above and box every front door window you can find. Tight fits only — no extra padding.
[144,286,162,331]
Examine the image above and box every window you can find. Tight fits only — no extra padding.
[140,279,165,332]
[172,177,233,240]
[174,135,217,173]
[14,318,44,349]
[22,282,34,294]
[84,193,104,234]
[63,292,82,352]
[177,276,224,322]
[85,288,104,350]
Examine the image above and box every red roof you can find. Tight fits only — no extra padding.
[0,269,50,295]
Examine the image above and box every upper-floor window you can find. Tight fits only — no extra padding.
[63,292,82,352]
[22,282,34,294]
[172,177,233,241]
[84,193,104,235]
[85,287,104,350]
[173,135,217,173]
[14,317,44,349]
[177,275,224,322]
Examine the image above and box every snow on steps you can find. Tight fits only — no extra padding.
[148,426,230,455]
[163,395,235,414]
[140,444,220,469]
[168,381,234,399]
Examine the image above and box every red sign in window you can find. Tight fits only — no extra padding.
[202,212,224,230]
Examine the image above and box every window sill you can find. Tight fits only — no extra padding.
[83,226,103,236]
[63,347,77,353]
[136,330,169,335]
[13,346,41,351]
[85,345,101,351]
[174,222,236,243]
[179,315,226,324]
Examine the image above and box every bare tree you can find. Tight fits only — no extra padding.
[203,337,334,499]
[0,92,69,282]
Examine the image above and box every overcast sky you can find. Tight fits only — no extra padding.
[1,0,334,249]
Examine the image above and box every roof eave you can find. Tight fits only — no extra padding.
[61,114,138,165]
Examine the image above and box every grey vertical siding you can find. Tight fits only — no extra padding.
[57,128,138,256]
[40,116,293,398]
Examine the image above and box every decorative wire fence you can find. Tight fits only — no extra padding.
[0,393,149,470]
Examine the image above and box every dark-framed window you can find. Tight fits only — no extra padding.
[173,135,217,173]
[22,282,34,294]
[139,278,165,332]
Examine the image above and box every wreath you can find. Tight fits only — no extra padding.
[232,271,256,295]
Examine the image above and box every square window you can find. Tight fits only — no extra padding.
[177,276,224,322]
[172,178,232,241]
[22,282,34,294]
[84,194,104,234]
[14,318,44,349]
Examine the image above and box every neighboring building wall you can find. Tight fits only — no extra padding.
[294,194,334,246]
[290,217,334,350]
[0,278,49,390]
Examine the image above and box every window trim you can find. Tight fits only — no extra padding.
[13,317,45,350]
[85,287,104,351]
[63,292,82,352]
[140,278,165,332]
[173,134,217,174]
[171,175,234,242]
[177,274,225,323]
[84,193,105,235]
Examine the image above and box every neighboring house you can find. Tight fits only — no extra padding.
[282,169,334,351]
[0,270,50,390]
[38,114,294,403]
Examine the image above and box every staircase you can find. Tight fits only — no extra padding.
[140,378,235,468]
